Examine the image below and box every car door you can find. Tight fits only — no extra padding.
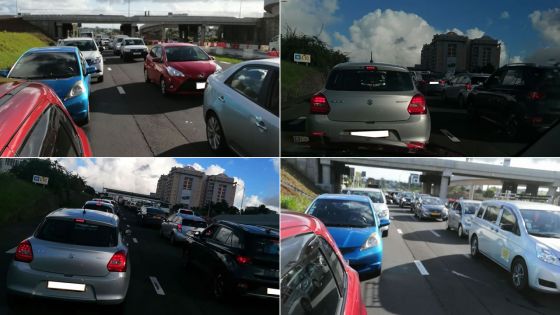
[146,46,157,80]
[492,68,526,125]
[478,204,501,257]
[219,64,279,156]
[473,69,506,117]
[189,224,219,272]
[449,202,461,229]
[162,214,175,235]
[204,226,236,271]
[494,206,522,269]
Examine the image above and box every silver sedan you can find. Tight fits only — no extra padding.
[6,208,131,304]
[307,62,431,150]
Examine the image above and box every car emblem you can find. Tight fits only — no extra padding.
[198,73,205,78]
[367,99,373,106]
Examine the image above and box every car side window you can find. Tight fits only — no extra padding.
[155,46,162,59]
[52,107,79,157]
[486,70,506,89]
[214,227,233,244]
[501,69,525,86]
[499,207,519,235]
[482,205,500,223]
[18,107,57,157]
[150,46,158,58]
[476,205,486,218]
[79,52,87,76]
[230,233,241,249]
[266,69,279,116]
[226,65,270,106]
[456,203,462,212]
[319,237,345,295]
[202,225,218,238]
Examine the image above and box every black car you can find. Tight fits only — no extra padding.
[467,63,560,138]
[182,221,279,301]
[137,206,167,227]
[399,192,414,208]
[442,73,490,106]
[417,72,447,96]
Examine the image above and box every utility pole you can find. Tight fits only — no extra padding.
[238,0,243,18]
[128,0,130,17]
[15,0,18,15]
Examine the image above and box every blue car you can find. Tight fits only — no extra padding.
[3,46,96,125]
[306,194,389,279]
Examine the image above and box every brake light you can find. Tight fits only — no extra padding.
[177,224,182,233]
[406,141,426,150]
[15,240,33,263]
[465,83,472,91]
[528,91,544,101]
[439,80,446,86]
[364,65,377,71]
[235,255,251,265]
[311,131,326,137]
[310,93,330,114]
[75,218,85,223]
[407,94,427,115]
[107,250,127,272]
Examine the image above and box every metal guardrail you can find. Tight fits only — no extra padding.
[281,181,317,199]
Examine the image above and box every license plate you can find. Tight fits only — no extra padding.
[196,82,206,89]
[350,130,389,138]
[293,136,309,143]
[133,52,141,55]
[267,288,280,296]
[431,212,439,216]
[429,81,439,85]
[47,281,86,292]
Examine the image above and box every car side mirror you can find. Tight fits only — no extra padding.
[0,69,9,77]
[193,231,201,238]
[86,65,97,75]
[211,56,216,60]
[379,218,390,228]
[153,57,161,63]
[500,223,514,232]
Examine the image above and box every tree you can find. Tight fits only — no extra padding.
[483,188,496,198]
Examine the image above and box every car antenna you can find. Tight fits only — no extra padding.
[370,51,374,63]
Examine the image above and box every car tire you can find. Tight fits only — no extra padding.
[382,229,388,237]
[170,234,175,245]
[144,68,150,83]
[212,271,230,301]
[511,258,529,292]
[470,235,480,259]
[504,114,520,140]
[457,224,464,238]
[206,113,227,153]
[97,75,104,83]
[446,220,451,230]
[160,78,168,96]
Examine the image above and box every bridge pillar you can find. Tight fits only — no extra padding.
[502,181,518,194]
[439,169,452,200]
[319,159,333,193]
[120,24,132,36]
[525,183,539,196]
[200,24,207,46]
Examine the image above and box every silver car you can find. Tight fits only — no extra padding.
[307,63,431,150]
[442,73,489,107]
[446,199,482,237]
[203,58,279,156]
[160,213,207,244]
[6,208,131,304]
[469,200,560,293]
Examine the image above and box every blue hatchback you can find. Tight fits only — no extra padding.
[5,46,95,125]
[306,194,389,279]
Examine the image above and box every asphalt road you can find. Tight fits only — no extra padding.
[362,204,560,315]
[83,50,234,157]
[0,206,279,315]
[281,96,532,157]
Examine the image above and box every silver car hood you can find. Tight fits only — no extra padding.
[534,237,560,253]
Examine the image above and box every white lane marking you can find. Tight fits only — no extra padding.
[220,61,231,64]
[440,129,461,143]
[430,230,441,237]
[107,67,112,71]
[397,229,403,235]
[5,247,17,254]
[390,216,395,220]
[464,254,471,260]
[414,260,430,276]
[117,86,126,94]
[149,276,165,295]
[133,238,138,244]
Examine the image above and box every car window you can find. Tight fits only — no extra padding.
[52,107,79,157]
[499,207,519,235]
[318,237,345,295]
[36,218,118,247]
[18,107,57,157]
[248,235,279,255]
[455,203,462,211]
[501,68,525,86]
[227,66,270,105]
[476,205,486,218]
[326,69,414,91]
[463,202,480,214]
[281,234,342,315]
[214,226,233,244]
[182,219,207,228]
[202,225,219,238]
[150,46,158,57]
[519,209,560,237]
[10,52,80,79]
[164,46,210,62]
[124,39,145,45]
[482,205,500,223]
[471,76,488,85]
[486,70,505,89]
[308,198,375,227]
[62,40,96,51]
[84,203,113,213]
[267,69,279,116]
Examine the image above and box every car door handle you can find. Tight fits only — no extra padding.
[255,117,267,131]
[217,95,225,102]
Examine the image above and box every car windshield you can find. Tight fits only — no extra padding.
[403,193,413,198]
[124,39,144,46]
[182,219,207,228]
[520,209,560,238]
[463,202,480,214]
[147,207,165,214]
[165,46,210,62]
[423,197,442,205]
[62,40,96,51]
[347,190,384,203]
[36,218,118,247]
[9,52,79,79]
[308,198,375,227]
[326,69,414,91]
[84,204,113,213]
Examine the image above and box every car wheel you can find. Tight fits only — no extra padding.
[446,220,451,230]
[504,114,520,139]
[98,75,104,83]
[170,234,175,245]
[457,224,464,238]
[144,68,150,83]
[206,113,227,153]
[470,235,480,258]
[160,78,168,96]
[466,100,478,120]
[382,229,388,237]
[212,271,229,300]
[511,258,529,292]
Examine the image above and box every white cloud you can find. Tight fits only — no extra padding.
[281,0,339,43]
[499,40,509,66]
[466,27,485,39]
[530,8,560,46]
[204,164,226,176]
[233,177,245,208]
[500,11,510,19]
[509,55,523,63]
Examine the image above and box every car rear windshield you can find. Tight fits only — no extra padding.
[124,39,144,45]
[84,204,113,213]
[347,190,384,203]
[463,202,481,214]
[182,219,207,228]
[327,69,414,91]
[534,68,560,88]
[9,52,79,79]
[247,235,280,255]
[308,199,375,227]
[62,40,96,51]
[423,198,442,205]
[36,218,118,247]
[147,207,165,214]
[520,209,560,238]
[165,46,210,62]
[179,210,194,215]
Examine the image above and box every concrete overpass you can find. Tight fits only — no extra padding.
[285,158,560,201]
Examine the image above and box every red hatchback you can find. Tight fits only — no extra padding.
[281,212,367,315]
[0,79,92,157]
[144,43,221,95]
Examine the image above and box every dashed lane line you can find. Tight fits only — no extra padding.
[414,260,430,276]
[397,229,403,235]
[133,238,138,244]
[149,276,166,295]
[430,230,441,237]
[5,247,16,254]
[117,86,126,94]
[440,129,461,143]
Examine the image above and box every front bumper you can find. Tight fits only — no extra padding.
[341,245,383,276]
[165,76,209,95]
[527,256,560,293]
[122,51,147,59]
[420,210,448,220]
[6,261,130,304]
[63,93,89,122]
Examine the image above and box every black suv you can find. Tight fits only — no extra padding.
[467,63,560,138]
[182,221,279,300]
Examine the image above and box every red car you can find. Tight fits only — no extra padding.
[281,212,367,315]
[0,80,92,157]
[144,43,222,95]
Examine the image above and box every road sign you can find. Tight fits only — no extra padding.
[294,53,311,63]
[410,174,420,184]
[32,175,49,185]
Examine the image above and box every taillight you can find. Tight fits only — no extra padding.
[528,91,544,101]
[75,218,85,223]
[15,240,33,263]
[407,94,427,115]
[107,250,127,272]
[439,80,446,86]
[406,141,426,150]
[235,255,251,265]
[310,93,330,114]
[364,65,377,71]
[465,83,472,91]
[177,224,182,233]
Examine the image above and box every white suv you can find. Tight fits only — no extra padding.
[58,37,104,82]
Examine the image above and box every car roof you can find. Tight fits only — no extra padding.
[281,212,328,239]
[46,208,118,226]
[25,46,78,54]
[218,220,279,237]
[333,62,409,72]
[316,193,371,203]
[84,200,114,208]
[458,199,481,203]
[177,214,205,222]
[344,187,383,192]
[160,42,196,47]
[61,37,95,41]
[484,200,560,211]
[237,58,279,67]
[124,37,143,40]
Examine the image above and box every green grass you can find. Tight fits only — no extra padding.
[0,31,53,69]
[281,61,324,101]
[281,195,313,213]
[213,55,243,64]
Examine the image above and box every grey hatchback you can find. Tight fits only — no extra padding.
[6,208,131,305]
[307,62,431,150]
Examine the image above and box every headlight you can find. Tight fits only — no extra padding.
[378,210,388,218]
[361,232,379,251]
[166,66,185,77]
[536,244,560,266]
[214,64,222,74]
[64,80,85,100]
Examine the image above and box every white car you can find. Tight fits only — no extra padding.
[58,37,104,82]
[341,187,391,237]
[112,35,129,55]
[120,37,148,61]
[470,200,560,293]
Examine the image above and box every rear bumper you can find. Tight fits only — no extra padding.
[122,51,147,59]
[6,261,130,304]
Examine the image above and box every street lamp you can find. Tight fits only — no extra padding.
[238,0,243,18]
